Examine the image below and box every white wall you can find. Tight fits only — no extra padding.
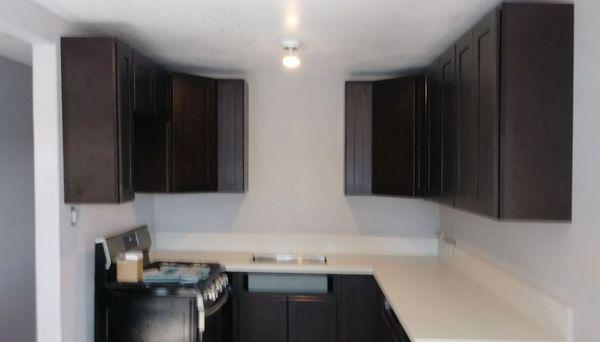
[1,2,156,342]
[0,54,35,342]
[441,1,599,341]
[61,196,155,342]
[154,69,440,239]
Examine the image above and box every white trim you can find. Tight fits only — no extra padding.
[154,232,438,256]
[439,239,572,342]
[32,43,63,342]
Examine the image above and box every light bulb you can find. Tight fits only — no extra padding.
[282,54,300,68]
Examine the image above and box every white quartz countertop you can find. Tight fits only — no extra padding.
[152,250,564,342]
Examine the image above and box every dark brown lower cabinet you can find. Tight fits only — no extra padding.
[238,295,288,342]
[232,274,407,342]
[338,275,381,342]
[289,296,337,342]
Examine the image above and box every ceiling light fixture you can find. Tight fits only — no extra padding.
[282,39,301,69]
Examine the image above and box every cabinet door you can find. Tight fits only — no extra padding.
[345,82,373,195]
[133,52,157,116]
[455,30,478,212]
[439,45,458,206]
[289,296,337,342]
[155,69,172,118]
[338,276,381,342]
[134,120,171,192]
[115,41,135,202]
[474,10,500,217]
[171,74,218,192]
[217,80,246,192]
[372,77,418,196]
[427,60,443,199]
[238,295,287,342]
[415,77,428,198]
[107,295,196,342]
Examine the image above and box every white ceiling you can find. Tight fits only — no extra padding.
[33,0,513,76]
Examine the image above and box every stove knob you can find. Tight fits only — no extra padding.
[202,289,210,301]
[210,284,218,300]
[222,274,228,286]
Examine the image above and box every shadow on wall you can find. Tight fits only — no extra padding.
[153,193,246,233]
[152,192,439,238]
[346,196,439,238]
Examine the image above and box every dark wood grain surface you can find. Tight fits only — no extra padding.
[345,81,373,195]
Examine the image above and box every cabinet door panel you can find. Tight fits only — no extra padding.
[289,296,337,342]
[62,38,134,203]
[171,74,218,192]
[134,120,171,192]
[133,52,156,116]
[238,295,287,342]
[455,30,478,212]
[217,80,246,192]
[427,61,443,199]
[155,69,172,118]
[372,77,417,196]
[338,276,380,342]
[439,46,458,206]
[345,82,373,195]
[475,10,500,217]
[415,77,428,197]
[116,41,135,202]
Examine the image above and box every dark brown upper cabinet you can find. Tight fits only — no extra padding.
[345,76,425,197]
[372,77,424,196]
[439,46,458,207]
[217,79,248,192]
[345,82,372,195]
[61,37,134,203]
[426,61,442,199]
[134,76,247,193]
[427,3,573,220]
[427,47,458,206]
[171,74,218,192]
[132,52,157,116]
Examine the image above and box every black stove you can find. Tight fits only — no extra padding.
[95,226,231,342]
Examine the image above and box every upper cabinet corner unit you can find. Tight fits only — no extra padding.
[134,76,247,194]
[61,37,135,203]
[345,76,427,198]
[61,37,247,203]
[427,3,574,220]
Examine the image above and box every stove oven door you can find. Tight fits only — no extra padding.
[104,292,232,342]
[106,294,197,342]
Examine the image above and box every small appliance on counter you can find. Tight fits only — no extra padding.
[95,226,231,342]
